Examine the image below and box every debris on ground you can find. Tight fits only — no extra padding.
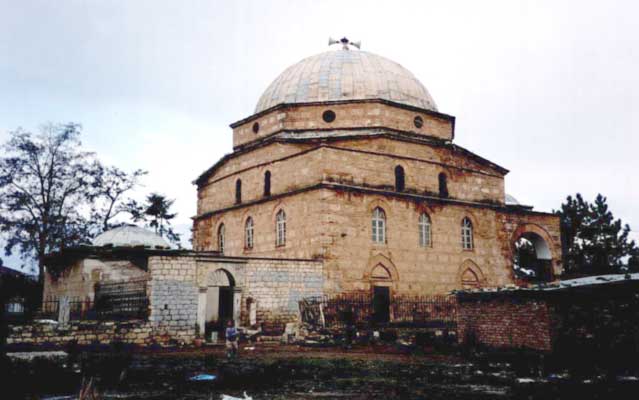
[7,351,68,361]
[188,374,217,381]
[221,392,252,400]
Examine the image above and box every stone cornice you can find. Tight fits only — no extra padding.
[229,98,456,129]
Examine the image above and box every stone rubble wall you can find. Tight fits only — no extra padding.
[5,320,160,347]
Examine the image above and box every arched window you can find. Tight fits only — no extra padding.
[276,209,286,246]
[235,179,242,204]
[418,213,432,248]
[371,207,387,244]
[217,223,225,254]
[461,217,473,250]
[394,165,405,192]
[264,171,271,197]
[245,217,254,249]
[438,172,448,198]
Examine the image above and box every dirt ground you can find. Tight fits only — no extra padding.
[4,343,639,399]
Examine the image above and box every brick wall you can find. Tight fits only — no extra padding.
[457,294,554,352]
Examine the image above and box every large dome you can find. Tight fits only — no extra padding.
[92,226,171,249]
[255,49,438,113]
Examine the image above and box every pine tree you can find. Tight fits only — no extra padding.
[127,193,181,247]
[556,193,638,275]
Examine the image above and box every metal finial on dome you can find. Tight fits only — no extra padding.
[328,36,361,50]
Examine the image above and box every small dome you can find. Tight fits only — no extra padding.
[93,226,171,249]
[505,194,520,206]
[255,49,437,113]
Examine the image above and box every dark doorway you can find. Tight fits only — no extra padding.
[372,286,390,324]
[219,287,234,323]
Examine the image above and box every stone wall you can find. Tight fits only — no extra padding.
[6,320,160,347]
[147,256,198,342]
[194,189,328,259]
[196,257,323,332]
[232,101,454,148]
[194,180,560,297]
[196,137,507,218]
[242,259,323,328]
[320,189,513,295]
[457,294,554,352]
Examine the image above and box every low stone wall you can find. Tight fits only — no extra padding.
[5,319,192,348]
[457,294,553,352]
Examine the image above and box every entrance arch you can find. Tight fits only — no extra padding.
[204,269,236,340]
[512,224,555,282]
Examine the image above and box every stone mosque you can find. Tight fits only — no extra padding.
[192,38,562,296]
[40,39,562,342]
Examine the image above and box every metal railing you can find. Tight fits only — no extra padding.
[299,292,458,329]
[8,279,150,324]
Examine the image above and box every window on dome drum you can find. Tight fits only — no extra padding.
[322,110,336,123]
[276,209,286,246]
[245,217,254,249]
[438,172,449,198]
[419,213,432,247]
[394,165,405,192]
[414,115,424,129]
[264,171,271,197]
[218,224,225,254]
[371,207,387,244]
[461,218,474,250]
[252,122,259,134]
[235,179,242,204]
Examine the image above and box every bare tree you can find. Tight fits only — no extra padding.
[0,123,145,282]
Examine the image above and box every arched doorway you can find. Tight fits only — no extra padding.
[370,263,392,324]
[204,269,236,340]
[513,231,553,282]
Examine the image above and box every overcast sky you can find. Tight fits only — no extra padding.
[1,0,638,270]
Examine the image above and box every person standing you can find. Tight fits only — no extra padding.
[225,319,239,358]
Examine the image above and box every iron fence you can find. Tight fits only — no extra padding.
[7,279,150,324]
[94,278,149,320]
[299,292,458,329]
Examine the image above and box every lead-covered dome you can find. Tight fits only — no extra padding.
[92,225,171,249]
[255,49,438,113]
